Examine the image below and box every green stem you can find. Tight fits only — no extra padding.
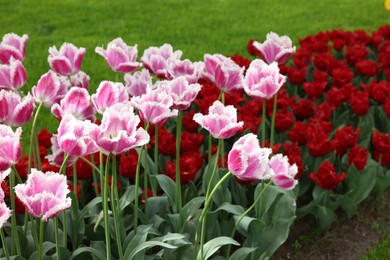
[38,218,44,260]
[73,164,77,196]
[143,141,149,217]
[205,139,221,198]
[0,229,10,260]
[208,134,212,164]
[103,152,112,260]
[90,155,100,197]
[261,100,266,147]
[29,215,39,255]
[59,153,70,175]
[196,172,232,260]
[34,133,42,170]
[61,211,67,248]
[110,154,124,259]
[55,217,61,260]
[134,146,145,234]
[28,102,43,174]
[225,181,272,258]
[270,94,278,149]
[80,156,101,174]
[175,110,183,212]
[220,92,225,168]
[152,125,158,196]
[10,167,21,256]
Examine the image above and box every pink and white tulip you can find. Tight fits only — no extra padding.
[269,154,298,190]
[95,37,140,73]
[203,54,229,82]
[0,90,34,127]
[167,59,204,84]
[70,71,90,89]
[0,125,22,171]
[140,43,182,78]
[124,69,153,97]
[91,102,150,155]
[131,89,178,125]
[214,58,244,93]
[0,58,27,91]
[91,81,129,114]
[51,87,96,121]
[0,33,28,64]
[159,76,201,110]
[15,169,71,221]
[252,32,296,64]
[228,133,273,181]
[0,202,11,228]
[32,70,70,108]
[193,100,243,139]
[244,59,286,100]
[48,42,86,76]
[46,135,78,167]
[57,114,99,157]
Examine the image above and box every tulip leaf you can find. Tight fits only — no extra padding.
[155,174,176,207]
[196,236,240,260]
[128,241,177,259]
[70,243,106,260]
[179,196,205,227]
[229,247,258,260]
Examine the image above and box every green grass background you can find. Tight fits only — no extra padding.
[1,0,390,257]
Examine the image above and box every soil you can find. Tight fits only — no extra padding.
[272,189,390,260]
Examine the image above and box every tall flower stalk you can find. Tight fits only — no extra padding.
[175,110,183,212]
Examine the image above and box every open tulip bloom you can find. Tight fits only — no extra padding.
[0,90,34,127]
[91,80,129,114]
[124,68,153,97]
[0,57,27,91]
[0,125,21,171]
[0,33,28,64]
[48,42,86,76]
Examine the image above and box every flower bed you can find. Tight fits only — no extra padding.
[0,25,389,259]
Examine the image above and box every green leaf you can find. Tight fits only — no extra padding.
[119,185,137,213]
[314,205,337,232]
[155,174,176,206]
[346,163,377,204]
[179,196,204,226]
[145,196,169,219]
[77,196,102,223]
[128,241,177,259]
[254,183,279,218]
[197,236,240,260]
[70,245,106,260]
[123,225,153,259]
[229,247,257,260]
[210,202,245,216]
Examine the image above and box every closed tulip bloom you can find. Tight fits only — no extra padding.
[193,100,243,139]
[51,87,96,121]
[91,81,129,114]
[244,59,286,100]
[57,114,99,157]
[228,133,272,181]
[95,37,140,73]
[48,42,86,76]
[167,59,204,84]
[203,54,229,82]
[124,69,153,97]
[0,33,28,64]
[0,90,34,127]
[253,32,296,64]
[91,102,150,155]
[269,154,298,190]
[46,135,78,167]
[0,202,11,228]
[214,58,244,93]
[32,70,70,108]
[159,76,201,110]
[141,43,182,78]
[0,58,27,91]
[0,125,22,171]
[70,71,90,89]
[131,89,178,125]
[15,169,71,221]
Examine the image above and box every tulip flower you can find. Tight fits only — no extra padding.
[70,71,90,89]
[214,57,244,93]
[48,42,86,76]
[227,133,272,181]
[159,76,201,110]
[91,102,150,155]
[193,100,243,139]
[0,202,11,228]
[0,58,27,91]
[0,33,28,64]
[167,59,204,84]
[0,125,21,171]
[269,154,298,190]
[203,54,229,82]
[0,90,34,127]
[131,89,178,125]
[252,32,296,64]
[141,43,182,78]
[14,169,71,221]
[46,135,78,167]
[91,81,129,114]
[95,37,140,73]
[57,114,99,157]
[51,87,96,121]
[124,69,153,97]
[32,70,70,108]
[244,59,286,100]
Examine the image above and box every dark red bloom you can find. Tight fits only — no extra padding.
[292,48,312,68]
[14,155,29,179]
[307,133,332,157]
[274,110,294,132]
[325,87,346,109]
[303,80,327,100]
[180,131,204,154]
[350,91,370,116]
[345,44,368,66]
[286,66,307,85]
[372,130,390,154]
[120,149,139,179]
[283,142,304,179]
[37,128,52,149]
[331,67,354,87]
[155,126,176,157]
[309,161,347,190]
[247,39,262,56]
[292,99,314,119]
[332,126,360,156]
[163,151,203,184]
[364,80,390,104]
[288,121,311,146]
[355,60,379,77]
[348,145,368,170]
[238,113,262,134]
[384,98,390,117]
[182,110,200,132]
[229,54,251,71]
